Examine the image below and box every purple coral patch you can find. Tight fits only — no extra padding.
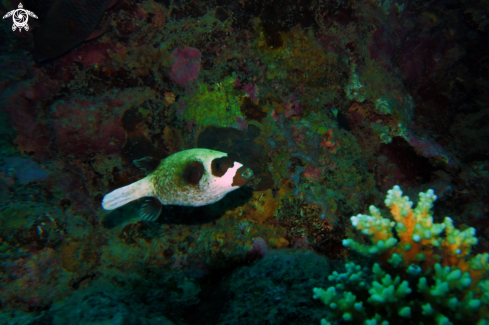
[169,46,202,87]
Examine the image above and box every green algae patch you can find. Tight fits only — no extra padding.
[182,76,246,129]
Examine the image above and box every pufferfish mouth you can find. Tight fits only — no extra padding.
[232,166,253,187]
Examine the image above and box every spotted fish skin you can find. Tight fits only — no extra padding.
[33,0,113,62]
[101,149,253,215]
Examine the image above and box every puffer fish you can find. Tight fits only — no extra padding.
[102,148,254,221]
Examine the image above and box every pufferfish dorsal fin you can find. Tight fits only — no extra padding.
[133,156,161,174]
[139,198,163,221]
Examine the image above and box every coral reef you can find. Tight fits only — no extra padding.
[0,0,488,323]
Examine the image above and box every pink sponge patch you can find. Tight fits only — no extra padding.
[169,46,202,87]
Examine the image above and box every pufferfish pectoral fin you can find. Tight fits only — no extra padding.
[139,198,163,221]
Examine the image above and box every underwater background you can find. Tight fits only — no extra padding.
[1,0,489,324]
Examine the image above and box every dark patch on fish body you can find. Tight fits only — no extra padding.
[211,155,238,177]
[182,161,204,185]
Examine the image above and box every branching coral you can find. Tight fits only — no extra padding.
[313,186,489,325]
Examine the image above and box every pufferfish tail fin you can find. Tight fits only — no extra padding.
[102,178,154,210]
